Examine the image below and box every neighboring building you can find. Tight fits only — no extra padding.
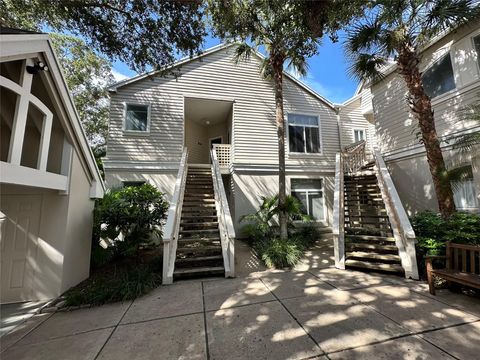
[0,29,105,303]
[369,23,480,214]
[105,43,374,233]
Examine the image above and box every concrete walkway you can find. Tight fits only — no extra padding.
[1,239,479,360]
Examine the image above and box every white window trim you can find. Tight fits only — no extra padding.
[352,128,366,143]
[289,176,326,222]
[122,102,151,135]
[286,112,323,156]
[471,29,480,77]
[422,52,456,100]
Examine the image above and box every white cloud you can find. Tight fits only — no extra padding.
[112,69,130,82]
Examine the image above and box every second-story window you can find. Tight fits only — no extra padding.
[474,34,480,68]
[353,129,365,143]
[288,113,320,153]
[422,54,455,99]
[125,104,149,132]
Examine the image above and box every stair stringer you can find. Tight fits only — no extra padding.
[373,153,419,280]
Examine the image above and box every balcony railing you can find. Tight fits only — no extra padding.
[212,144,231,168]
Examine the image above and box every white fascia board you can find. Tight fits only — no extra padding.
[44,38,106,195]
[0,162,68,191]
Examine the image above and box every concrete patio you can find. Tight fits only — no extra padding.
[1,239,479,360]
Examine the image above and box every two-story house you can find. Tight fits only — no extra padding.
[369,23,480,214]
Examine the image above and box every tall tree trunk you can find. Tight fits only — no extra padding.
[397,45,456,218]
[272,55,288,239]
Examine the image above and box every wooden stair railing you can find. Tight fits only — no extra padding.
[211,147,235,278]
[162,148,188,284]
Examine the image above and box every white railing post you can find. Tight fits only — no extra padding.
[162,148,188,284]
[374,150,419,280]
[211,147,235,277]
[333,152,345,269]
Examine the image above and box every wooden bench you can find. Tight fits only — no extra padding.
[426,242,480,295]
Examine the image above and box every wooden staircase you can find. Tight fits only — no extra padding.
[343,163,404,275]
[174,166,225,279]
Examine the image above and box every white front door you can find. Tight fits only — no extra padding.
[1,195,41,303]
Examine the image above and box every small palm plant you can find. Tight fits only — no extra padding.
[345,0,479,218]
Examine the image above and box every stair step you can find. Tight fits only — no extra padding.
[180,228,219,234]
[346,242,398,252]
[184,193,215,197]
[346,251,401,262]
[178,239,221,247]
[173,266,224,278]
[345,214,389,218]
[177,245,222,254]
[345,259,404,273]
[182,203,216,208]
[181,221,219,228]
[182,215,218,221]
[346,234,395,242]
[345,227,393,235]
[176,255,223,263]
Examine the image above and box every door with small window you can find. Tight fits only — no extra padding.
[291,179,325,221]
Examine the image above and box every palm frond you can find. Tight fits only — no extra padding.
[423,0,480,37]
[346,20,384,54]
[347,52,387,82]
[233,42,254,64]
[452,98,480,152]
[447,164,474,191]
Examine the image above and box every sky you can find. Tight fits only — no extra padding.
[111,32,359,104]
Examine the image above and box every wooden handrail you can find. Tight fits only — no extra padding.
[211,147,235,277]
[332,152,345,269]
[342,140,367,174]
[374,150,419,280]
[162,148,188,284]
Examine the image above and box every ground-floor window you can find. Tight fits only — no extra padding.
[122,181,146,187]
[291,178,325,221]
[452,166,478,210]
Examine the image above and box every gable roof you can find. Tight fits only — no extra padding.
[108,43,336,110]
[0,33,105,197]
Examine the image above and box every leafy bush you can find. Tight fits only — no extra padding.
[411,211,480,278]
[65,257,162,306]
[241,195,320,268]
[93,184,169,258]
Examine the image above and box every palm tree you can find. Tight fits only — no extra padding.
[345,0,479,218]
[208,0,363,238]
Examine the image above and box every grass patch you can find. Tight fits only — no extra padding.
[64,249,162,306]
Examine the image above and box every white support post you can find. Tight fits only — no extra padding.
[333,152,345,269]
[37,112,53,171]
[7,59,34,165]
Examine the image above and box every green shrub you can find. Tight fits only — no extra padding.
[241,195,320,268]
[64,260,162,306]
[411,211,480,278]
[93,184,169,258]
[259,238,303,268]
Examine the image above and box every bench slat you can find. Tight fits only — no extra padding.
[431,269,480,288]
[471,251,476,274]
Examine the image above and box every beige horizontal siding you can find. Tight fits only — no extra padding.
[372,24,480,154]
[106,46,340,166]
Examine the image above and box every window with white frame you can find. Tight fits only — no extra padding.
[353,129,365,143]
[421,54,456,98]
[288,113,321,153]
[452,166,478,210]
[291,179,325,220]
[474,34,480,68]
[124,104,149,132]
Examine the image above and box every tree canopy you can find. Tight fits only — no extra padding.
[1,0,206,72]
[50,34,113,151]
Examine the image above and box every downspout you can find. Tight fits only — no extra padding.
[336,106,343,150]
